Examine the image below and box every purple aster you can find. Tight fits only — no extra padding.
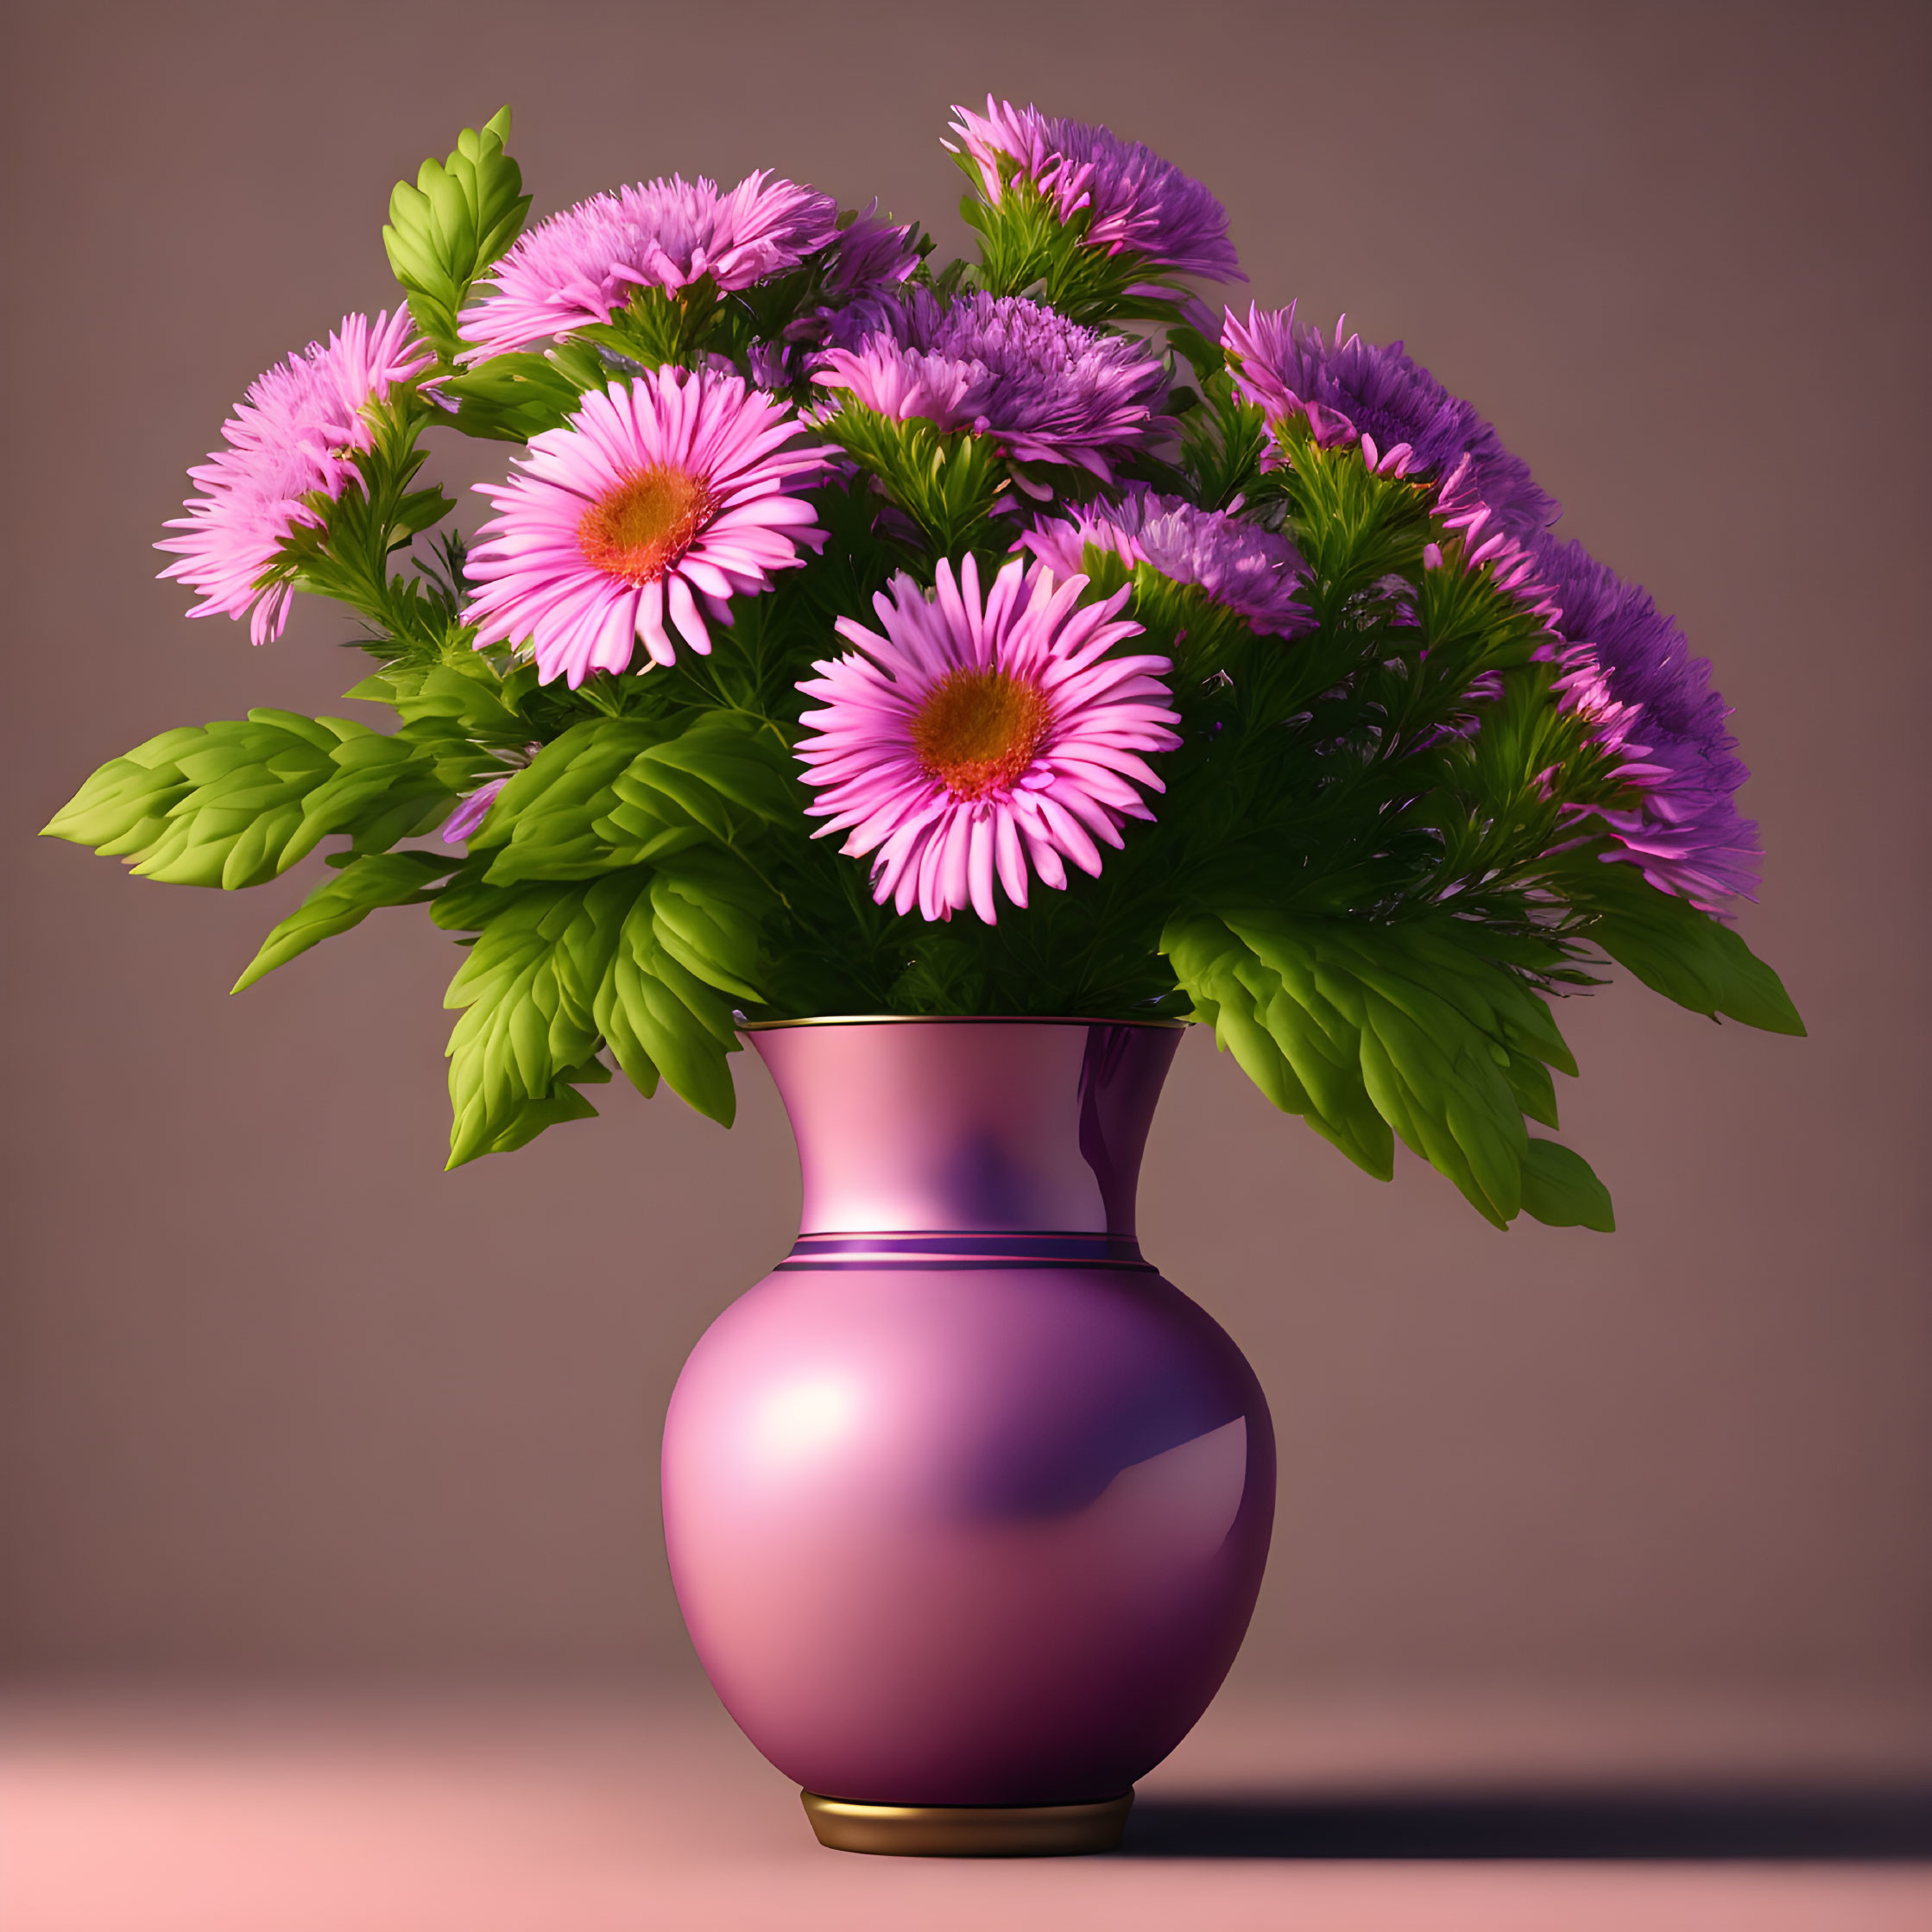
[796,554,1181,924]
[1019,490,1310,636]
[459,172,840,359]
[439,742,542,844]
[155,311,432,645]
[819,200,921,301]
[946,97,1242,286]
[1222,302,1559,541]
[1430,454,1563,630]
[1532,536,1759,910]
[810,289,1167,478]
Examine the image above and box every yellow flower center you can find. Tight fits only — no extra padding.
[578,466,716,585]
[911,668,1051,800]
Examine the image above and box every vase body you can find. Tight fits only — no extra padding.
[660,1018,1274,1810]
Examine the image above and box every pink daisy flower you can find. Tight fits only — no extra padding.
[796,555,1182,925]
[458,172,840,359]
[464,365,830,685]
[155,311,431,644]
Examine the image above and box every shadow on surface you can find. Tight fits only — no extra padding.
[1119,1787,1932,1861]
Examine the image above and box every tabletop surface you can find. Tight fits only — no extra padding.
[7,1680,1930,1932]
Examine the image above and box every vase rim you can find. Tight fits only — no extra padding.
[739,1013,1190,1032]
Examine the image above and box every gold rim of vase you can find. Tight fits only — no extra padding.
[800,1789,1134,1857]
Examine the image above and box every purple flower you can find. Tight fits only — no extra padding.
[811,289,1167,478]
[1222,302,1559,542]
[1019,490,1310,636]
[746,337,799,391]
[459,173,840,359]
[439,742,542,845]
[440,774,511,845]
[796,554,1182,924]
[1533,537,1759,910]
[1430,454,1563,630]
[946,97,1242,286]
[155,311,432,645]
[464,366,829,685]
[819,200,921,301]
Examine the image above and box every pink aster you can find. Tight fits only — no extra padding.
[811,288,1168,479]
[796,554,1182,924]
[946,97,1242,286]
[155,311,431,644]
[459,173,840,359]
[464,365,830,686]
[1222,301,1559,540]
[1020,489,1311,636]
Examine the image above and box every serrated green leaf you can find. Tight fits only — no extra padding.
[471,718,660,881]
[42,712,456,888]
[439,860,748,1162]
[1166,910,1597,1228]
[647,849,773,1001]
[383,110,530,365]
[476,711,795,886]
[436,346,606,443]
[592,893,740,1126]
[443,877,628,1167]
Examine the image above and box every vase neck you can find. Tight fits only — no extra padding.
[748,1020,1182,1241]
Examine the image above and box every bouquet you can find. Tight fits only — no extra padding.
[43,104,1802,1228]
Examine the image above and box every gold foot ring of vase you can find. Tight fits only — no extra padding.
[801,1789,1133,1857]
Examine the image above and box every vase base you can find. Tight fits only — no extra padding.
[801,1789,1133,1857]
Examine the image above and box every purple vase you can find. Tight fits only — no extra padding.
[660,1019,1274,1855]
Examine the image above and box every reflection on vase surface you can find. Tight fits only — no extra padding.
[661,1020,1274,1808]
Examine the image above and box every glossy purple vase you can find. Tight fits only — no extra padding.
[660,1018,1274,1853]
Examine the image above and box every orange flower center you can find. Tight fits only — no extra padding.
[911,668,1051,800]
[578,465,716,586]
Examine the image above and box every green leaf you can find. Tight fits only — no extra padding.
[383,108,531,364]
[1520,1139,1616,1232]
[443,878,621,1167]
[231,851,461,992]
[41,711,456,887]
[1568,862,1805,1035]
[434,341,609,443]
[467,719,668,881]
[347,659,534,792]
[440,864,749,1165]
[473,711,797,886]
[470,1056,612,1159]
[1269,423,1435,611]
[1165,910,1595,1228]
[952,163,1192,324]
[822,400,1007,554]
[625,710,799,837]
[647,848,774,1001]
[572,286,729,374]
[591,881,742,1127]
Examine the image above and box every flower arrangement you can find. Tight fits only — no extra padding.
[45,104,1803,1227]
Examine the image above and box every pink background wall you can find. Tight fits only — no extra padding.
[3,0,1926,1697]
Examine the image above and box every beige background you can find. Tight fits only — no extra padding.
[2,0,1925,1702]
